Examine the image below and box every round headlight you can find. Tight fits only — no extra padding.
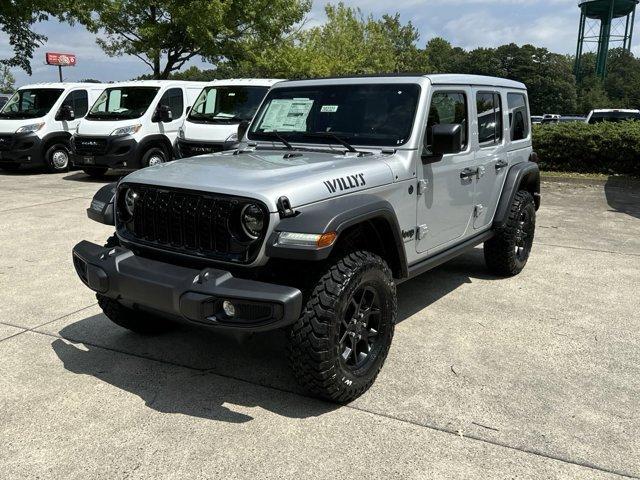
[124,188,138,217]
[240,203,264,239]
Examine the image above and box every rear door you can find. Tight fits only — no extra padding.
[472,89,508,230]
[416,87,477,254]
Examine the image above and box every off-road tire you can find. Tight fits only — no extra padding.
[141,147,168,168]
[288,251,397,403]
[44,143,70,173]
[484,190,536,276]
[97,234,176,335]
[83,167,108,178]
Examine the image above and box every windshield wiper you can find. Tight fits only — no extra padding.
[305,132,359,153]
[271,131,294,150]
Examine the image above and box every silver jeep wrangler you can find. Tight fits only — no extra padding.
[73,75,540,402]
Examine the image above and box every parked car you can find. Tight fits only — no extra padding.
[70,80,207,177]
[541,115,586,125]
[531,115,543,124]
[585,109,640,124]
[73,74,540,402]
[0,82,105,172]
[176,79,283,158]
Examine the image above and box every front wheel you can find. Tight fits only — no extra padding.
[141,147,168,168]
[44,143,70,173]
[484,190,536,276]
[288,251,397,403]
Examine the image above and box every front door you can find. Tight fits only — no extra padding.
[154,87,185,143]
[416,88,477,254]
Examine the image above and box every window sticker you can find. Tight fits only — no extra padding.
[321,105,339,113]
[259,98,314,132]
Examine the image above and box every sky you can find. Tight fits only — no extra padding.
[1,0,638,85]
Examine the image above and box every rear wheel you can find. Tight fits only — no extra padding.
[288,250,397,403]
[44,143,70,173]
[484,190,536,276]
[82,167,108,178]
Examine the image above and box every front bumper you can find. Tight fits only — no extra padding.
[0,133,43,166]
[70,135,141,169]
[72,240,303,332]
[175,138,237,159]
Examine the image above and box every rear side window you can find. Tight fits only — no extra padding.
[507,93,529,141]
[424,91,468,153]
[62,90,89,117]
[476,92,502,145]
[159,88,184,119]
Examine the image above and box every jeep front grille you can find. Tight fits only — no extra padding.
[117,184,267,264]
[74,137,108,155]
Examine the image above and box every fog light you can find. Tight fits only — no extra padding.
[223,300,235,317]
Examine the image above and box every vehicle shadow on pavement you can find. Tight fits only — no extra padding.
[604,176,640,220]
[62,171,124,183]
[50,248,496,422]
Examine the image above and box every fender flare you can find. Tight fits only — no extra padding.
[266,194,408,277]
[493,161,540,229]
[137,134,174,163]
[41,131,73,153]
[86,182,117,225]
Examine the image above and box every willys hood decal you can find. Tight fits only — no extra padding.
[123,149,395,212]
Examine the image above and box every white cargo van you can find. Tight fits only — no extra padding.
[176,79,282,158]
[70,80,206,177]
[0,82,105,172]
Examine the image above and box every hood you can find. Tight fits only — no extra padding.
[0,117,46,134]
[77,118,141,136]
[123,149,395,212]
[182,119,238,142]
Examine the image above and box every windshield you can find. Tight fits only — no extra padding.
[589,112,640,124]
[188,86,269,124]
[0,89,64,119]
[86,87,159,120]
[248,83,421,147]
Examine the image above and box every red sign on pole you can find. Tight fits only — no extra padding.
[45,52,77,67]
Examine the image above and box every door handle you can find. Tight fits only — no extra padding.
[460,167,478,179]
[495,160,508,171]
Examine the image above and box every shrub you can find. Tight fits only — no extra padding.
[532,121,640,176]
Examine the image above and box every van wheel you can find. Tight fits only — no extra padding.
[142,147,167,168]
[288,250,397,403]
[83,167,108,178]
[44,143,70,173]
[484,190,536,276]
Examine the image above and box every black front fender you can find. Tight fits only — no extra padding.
[494,161,540,229]
[86,182,117,225]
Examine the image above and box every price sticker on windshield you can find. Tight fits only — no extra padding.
[321,105,339,113]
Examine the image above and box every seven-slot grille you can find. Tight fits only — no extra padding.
[119,185,264,264]
[74,137,108,155]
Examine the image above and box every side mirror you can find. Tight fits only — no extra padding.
[237,120,250,141]
[154,104,173,123]
[422,124,463,163]
[56,104,75,121]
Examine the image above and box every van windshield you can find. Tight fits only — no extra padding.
[188,86,269,124]
[588,112,640,124]
[0,89,64,119]
[248,84,421,147]
[86,87,159,120]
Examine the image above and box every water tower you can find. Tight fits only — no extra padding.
[574,0,639,81]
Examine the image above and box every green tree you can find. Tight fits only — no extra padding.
[423,37,465,73]
[0,66,16,93]
[73,0,310,79]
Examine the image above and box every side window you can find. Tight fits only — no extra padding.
[424,91,468,154]
[507,93,529,141]
[62,90,89,117]
[476,92,502,145]
[159,88,184,119]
